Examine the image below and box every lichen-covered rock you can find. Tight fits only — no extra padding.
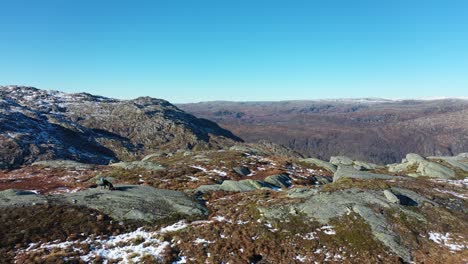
[300,158,337,173]
[0,186,207,224]
[333,165,395,182]
[388,153,456,179]
[233,166,251,176]
[416,161,455,179]
[330,156,354,166]
[61,185,207,223]
[264,174,292,188]
[383,190,400,204]
[354,160,384,170]
[110,161,165,171]
[0,189,47,207]
[427,156,468,172]
[197,179,270,193]
[259,188,424,263]
[405,153,426,162]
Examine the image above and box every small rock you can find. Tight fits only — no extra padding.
[233,166,251,176]
[383,190,400,204]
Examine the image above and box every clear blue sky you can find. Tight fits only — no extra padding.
[1,0,467,103]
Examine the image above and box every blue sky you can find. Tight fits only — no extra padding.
[1,0,467,103]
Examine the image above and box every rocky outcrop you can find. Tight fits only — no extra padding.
[333,165,395,182]
[197,175,293,193]
[0,185,207,224]
[258,188,430,262]
[330,156,354,166]
[110,161,165,171]
[388,153,456,179]
[233,166,251,176]
[0,86,242,168]
[300,158,337,173]
[264,174,292,188]
[427,153,468,172]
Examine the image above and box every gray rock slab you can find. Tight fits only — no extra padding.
[383,190,400,204]
[334,165,395,182]
[416,161,455,179]
[330,156,354,166]
[300,158,337,173]
[110,161,165,171]
[264,174,292,188]
[233,166,251,176]
[0,189,48,207]
[61,185,206,223]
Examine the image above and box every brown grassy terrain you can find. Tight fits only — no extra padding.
[179,99,468,164]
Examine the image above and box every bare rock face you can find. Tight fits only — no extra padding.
[0,86,242,168]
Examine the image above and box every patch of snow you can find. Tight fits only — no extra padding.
[194,238,214,244]
[428,232,466,251]
[212,169,227,177]
[432,178,468,188]
[212,215,232,223]
[160,221,189,233]
[295,255,307,262]
[320,225,336,235]
[190,165,208,172]
[173,256,187,263]
[186,175,199,181]
[299,232,316,240]
[434,188,467,199]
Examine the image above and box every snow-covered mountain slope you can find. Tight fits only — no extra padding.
[0,86,242,168]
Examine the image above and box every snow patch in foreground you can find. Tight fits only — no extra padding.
[18,221,190,264]
[428,232,466,251]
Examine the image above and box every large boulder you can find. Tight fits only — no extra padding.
[353,160,384,170]
[388,153,456,179]
[62,185,206,223]
[330,156,354,166]
[0,186,207,224]
[258,188,428,263]
[300,158,337,173]
[416,161,455,179]
[196,176,292,193]
[0,189,47,207]
[264,174,292,188]
[233,166,251,176]
[427,156,468,172]
[405,153,426,163]
[333,165,395,182]
[383,190,400,204]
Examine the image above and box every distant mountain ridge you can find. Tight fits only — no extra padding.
[0,86,242,168]
[179,99,468,164]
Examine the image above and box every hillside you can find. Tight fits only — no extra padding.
[179,99,468,164]
[1,148,467,263]
[0,86,242,168]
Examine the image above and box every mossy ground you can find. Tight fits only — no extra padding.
[0,203,128,263]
